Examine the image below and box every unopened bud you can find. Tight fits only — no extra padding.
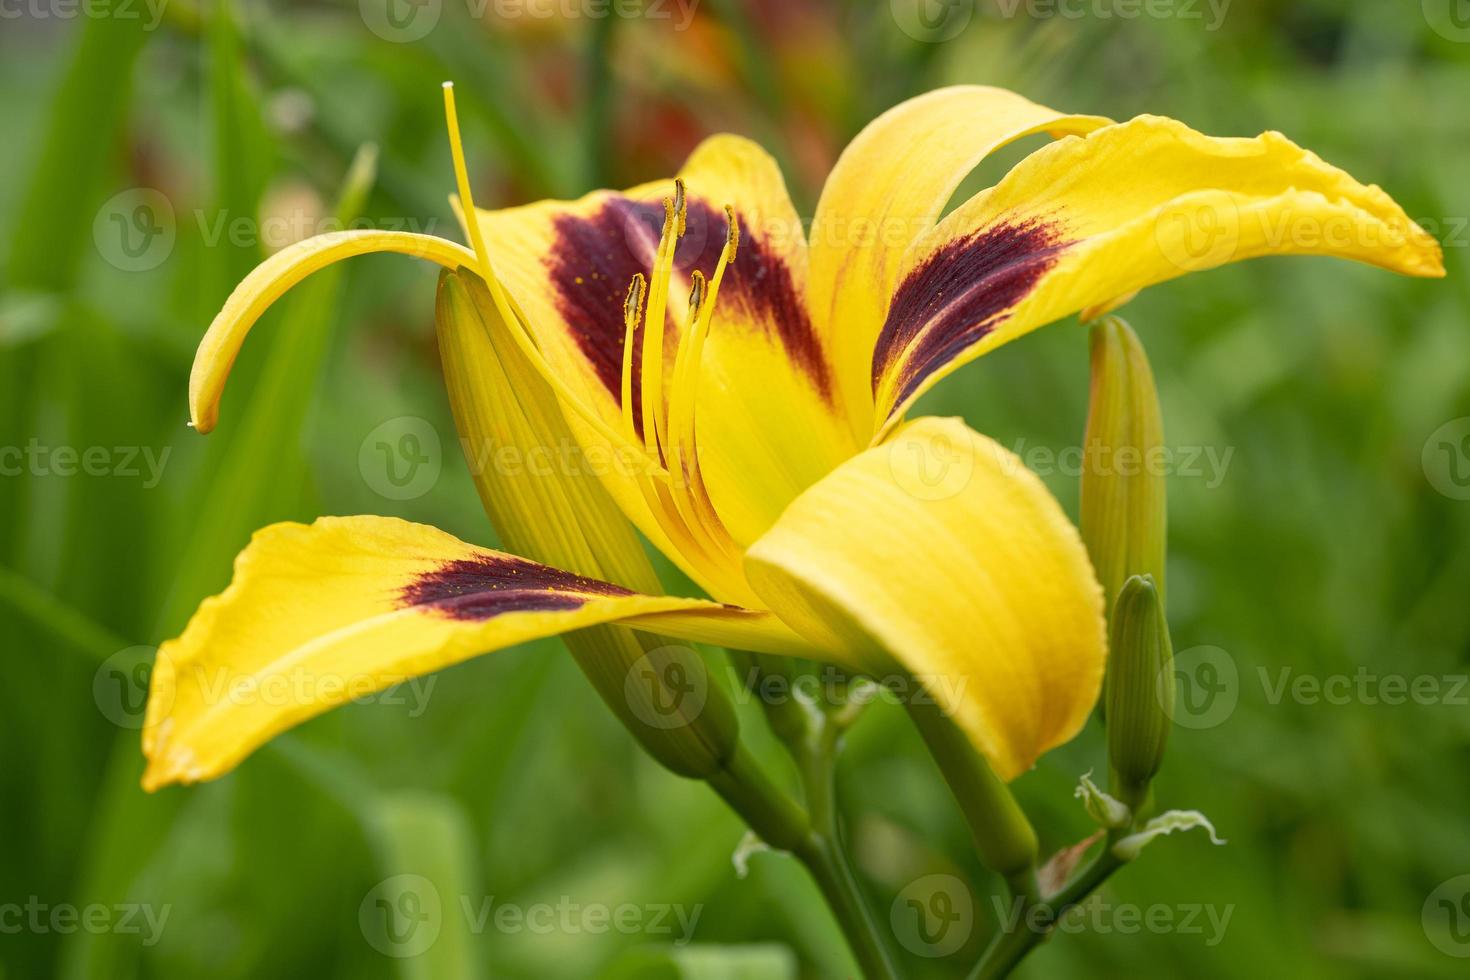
[1080,316,1166,614]
[1106,575,1173,810]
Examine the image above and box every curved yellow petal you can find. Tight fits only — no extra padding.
[142,515,808,790]
[744,417,1106,781]
[807,86,1110,433]
[190,230,477,434]
[872,115,1446,429]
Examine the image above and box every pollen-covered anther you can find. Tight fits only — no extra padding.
[688,269,708,318]
[723,204,739,257]
[623,272,647,324]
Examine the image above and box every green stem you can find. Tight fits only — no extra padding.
[704,743,810,853]
[794,714,902,980]
[967,839,1129,980]
[904,696,1038,882]
[727,655,901,978]
[704,731,899,979]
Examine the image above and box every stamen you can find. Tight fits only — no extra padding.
[664,207,742,554]
[638,191,681,457]
[620,273,645,441]
[441,82,663,475]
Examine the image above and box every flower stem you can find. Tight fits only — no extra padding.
[967,838,1128,980]
[727,654,902,979]
[903,696,1038,882]
[792,719,903,980]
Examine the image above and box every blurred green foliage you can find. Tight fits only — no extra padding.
[2,1,1467,977]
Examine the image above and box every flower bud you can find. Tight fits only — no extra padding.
[1080,316,1166,613]
[1106,575,1172,810]
[434,269,739,778]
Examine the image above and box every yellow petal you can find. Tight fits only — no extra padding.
[872,115,1446,428]
[744,417,1107,781]
[142,515,809,790]
[190,230,477,434]
[470,136,856,559]
[807,86,1110,434]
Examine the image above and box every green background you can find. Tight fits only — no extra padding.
[2,0,1467,977]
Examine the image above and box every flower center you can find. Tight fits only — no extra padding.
[618,183,745,572]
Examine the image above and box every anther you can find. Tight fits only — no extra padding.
[624,273,647,323]
[687,270,708,316]
[724,205,739,258]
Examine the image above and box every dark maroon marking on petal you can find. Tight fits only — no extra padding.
[545,196,670,433]
[872,217,1072,409]
[401,553,635,622]
[678,199,833,398]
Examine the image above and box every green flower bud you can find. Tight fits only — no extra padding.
[434,269,739,779]
[1080,316,1166,613]
[1106,575,1173,810]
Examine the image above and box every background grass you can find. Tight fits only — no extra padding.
[2,1,1468,977]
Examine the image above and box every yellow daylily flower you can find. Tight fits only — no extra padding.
[149,84,1442,792]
